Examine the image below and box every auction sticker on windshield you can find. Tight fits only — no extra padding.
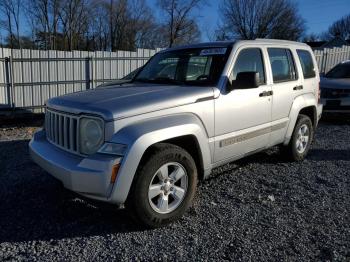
[200,48,227,56]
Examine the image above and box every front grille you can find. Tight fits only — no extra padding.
[45,109,79,154]
[321,88,350,99]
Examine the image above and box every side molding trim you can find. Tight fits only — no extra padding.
[219,121,287,147]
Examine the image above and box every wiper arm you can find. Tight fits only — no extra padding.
[133,77,184,85]
[133,78,151,83]
[153,77,184,85]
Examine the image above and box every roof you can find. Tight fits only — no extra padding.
[241,38,308,47]
[161,41,235,52]
[162,39,308,52]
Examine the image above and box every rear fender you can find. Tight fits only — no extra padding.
[284,93,317,145]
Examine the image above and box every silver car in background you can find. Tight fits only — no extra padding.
[321,61,350,113]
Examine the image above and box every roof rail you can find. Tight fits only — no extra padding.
[254,38,306,45]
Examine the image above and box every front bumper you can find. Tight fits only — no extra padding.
[29,130,121,202]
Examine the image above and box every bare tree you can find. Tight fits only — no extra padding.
[327,14,350,40]
[158,0,204,47]
[302,33,321,43]
[129,0,160,48]
[59,0,90,50]
[105,0,130,51]
[218,0,305,41]
[1,0,204,51]
[0,0,22,48]
[89,1,109,50]
[26,0,62,49]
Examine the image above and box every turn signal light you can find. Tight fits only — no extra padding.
[110,163,120,184]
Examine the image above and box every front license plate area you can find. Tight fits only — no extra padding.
[326,100,341,107]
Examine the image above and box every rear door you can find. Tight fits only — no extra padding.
[267,47,302,145]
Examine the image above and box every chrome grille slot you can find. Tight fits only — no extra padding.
[45,109,79,154]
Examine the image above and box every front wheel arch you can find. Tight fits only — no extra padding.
[141,135,204,180]
[125,143,198,227]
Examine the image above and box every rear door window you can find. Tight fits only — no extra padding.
[268,48,297,82]
[297,50,316,79]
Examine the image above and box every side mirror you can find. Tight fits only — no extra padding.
[227,72,260,91]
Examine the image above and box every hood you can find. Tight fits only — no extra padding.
[320,77,350,89]
[47,83,214,120]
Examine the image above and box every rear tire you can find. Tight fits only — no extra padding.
[281,114,314,161]
[126,143,197,228]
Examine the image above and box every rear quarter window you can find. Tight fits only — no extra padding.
[297,50,316,79]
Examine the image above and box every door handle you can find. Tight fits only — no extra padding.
[293,85,303,90]
[259,91,273,97]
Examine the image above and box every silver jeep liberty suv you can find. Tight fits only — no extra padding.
[30,39,323,227]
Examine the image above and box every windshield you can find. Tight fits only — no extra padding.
[133,47,232,86]
[326,63,350,78]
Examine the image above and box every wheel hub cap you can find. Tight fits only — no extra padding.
[148,162,188,214]
[296,124,310,154]
[163,181,172,194]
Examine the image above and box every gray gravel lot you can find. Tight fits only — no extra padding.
[0,117,349,261]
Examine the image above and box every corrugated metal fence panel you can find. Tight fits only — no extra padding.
[0,47,159,109]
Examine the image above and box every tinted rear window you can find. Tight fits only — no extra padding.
[268,48,297,82]
[297,50,316,79]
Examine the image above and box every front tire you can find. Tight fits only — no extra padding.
[281,114,314,161]
[126,143,197,228]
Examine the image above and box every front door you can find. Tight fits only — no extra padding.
[214,47,272,163]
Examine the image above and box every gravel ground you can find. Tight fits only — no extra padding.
[0,118,349,261]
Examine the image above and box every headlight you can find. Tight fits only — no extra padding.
[98,143,127,156]
[79,117,104,155]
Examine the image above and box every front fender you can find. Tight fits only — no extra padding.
[284,93,317,145]
[108,113,211,204]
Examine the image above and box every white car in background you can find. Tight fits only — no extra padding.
[320,61,350,113]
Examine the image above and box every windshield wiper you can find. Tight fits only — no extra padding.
[134,77,184,85]
[133,78,152,83]
[153,77,184,85]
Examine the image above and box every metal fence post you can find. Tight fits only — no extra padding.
[4,57,13,108]
[85,57,91,90]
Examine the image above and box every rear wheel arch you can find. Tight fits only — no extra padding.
[281,114,314,161]
[284,95,318,145]
[299,106,317,128]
